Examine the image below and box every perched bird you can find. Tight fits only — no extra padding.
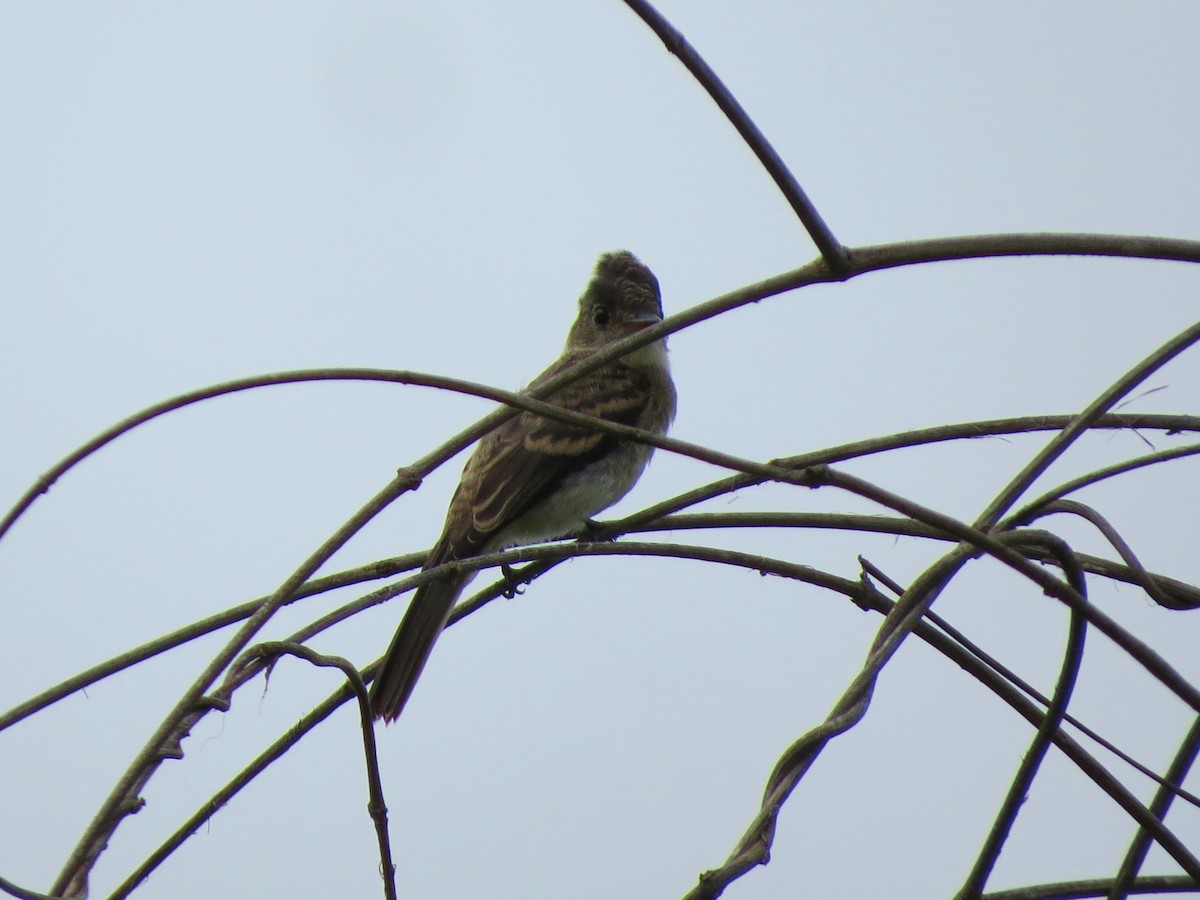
[370,250,676,723]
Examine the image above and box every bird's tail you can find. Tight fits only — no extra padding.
[369,572,469,723]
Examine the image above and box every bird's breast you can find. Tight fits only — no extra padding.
[487,441,654,551]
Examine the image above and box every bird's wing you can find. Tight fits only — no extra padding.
[437,363,654,560]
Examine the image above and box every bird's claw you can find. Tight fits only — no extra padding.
[501,563,526,599]
[578,518,616,543]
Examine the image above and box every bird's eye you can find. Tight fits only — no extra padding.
[592,305,611,326]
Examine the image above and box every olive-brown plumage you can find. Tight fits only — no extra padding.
[369,251,676,723]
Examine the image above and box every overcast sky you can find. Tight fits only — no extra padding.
[3,3,1200,898]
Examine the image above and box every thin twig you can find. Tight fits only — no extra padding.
[0,874,60,900]
[684,540,1200,897]
[957,534,1089,898]
[681,316,1200,895]
[10,414,1198,735]
[1107,716,1200,900]
[19,248,1200,894]
[7,240,1200,544]
[112,540,876,891]
[1008,441,1200,527]
[860,557,1200,812]
[50,474,415,898]
[615,412,1200,535]
[241,643,395,900]
[973,317,1200,529]
[108,683,355,898]
[1033,500,1182,611]
[814,468,1200,714]
[0,556,419,733]
[982,874,1199,899]
[621,0,849,272]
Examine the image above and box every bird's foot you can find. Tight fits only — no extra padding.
[577,518,617,543]
[500,563,526,599]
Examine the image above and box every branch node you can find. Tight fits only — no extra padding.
[195,694,230,713]
[393,466,423,491]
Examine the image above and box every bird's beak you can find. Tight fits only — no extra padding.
[619,313,663,334]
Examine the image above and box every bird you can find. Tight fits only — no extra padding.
[369,250,676,723]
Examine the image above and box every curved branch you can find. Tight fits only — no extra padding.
[957,534,1090,897]
[22,233,1200,894]
[683,535,1200,898]
[813,468,1200,714]
[971,317,1200,529]
[980,875,1199,900]
[0,556,420,733]
[860,558,1200,811]
[9,487,1198,738]
[0,873,59,900]
[51,473,414,899]
[616,412,1200,534]
[109,539,878,893]
[87,532,1197,899]
[214,643,396,900]
[1109,716,1200,899]
[1008,441,1200,531]
[621,0,848,271]
[1033,500,1185,612]
[8,233,1200,545]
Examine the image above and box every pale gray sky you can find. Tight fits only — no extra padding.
[3,3,1199,898]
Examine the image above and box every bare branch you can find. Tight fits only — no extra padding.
[957,534,1090,897]
[621,0,848,272]
[981,875,1199,899]
[1109,717,1200,899]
